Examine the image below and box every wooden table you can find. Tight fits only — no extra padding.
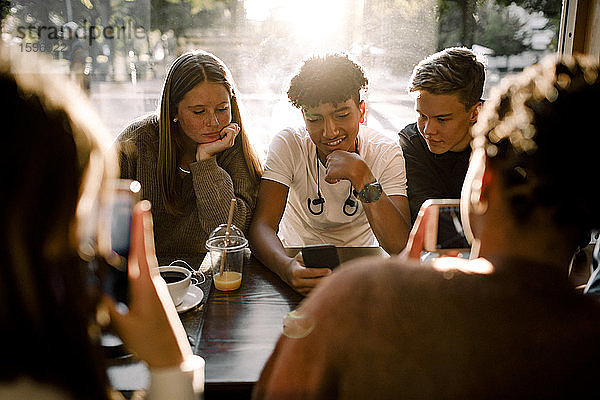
[108,247,387,399]
[199,246,387,398]
[198,254,302,398]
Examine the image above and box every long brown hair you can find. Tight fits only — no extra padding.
[158,50,263,215]
[1,45,116,399]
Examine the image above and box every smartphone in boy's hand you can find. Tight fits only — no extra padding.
[301,244,340,269]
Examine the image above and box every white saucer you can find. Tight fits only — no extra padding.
[176,285,204,314]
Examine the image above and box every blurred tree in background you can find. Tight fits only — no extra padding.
[437,0,479,48]
[151,0,240,36]
[1,0,10,20]
[437,0,559,57]
[475,1,531,59]
[496,0,561,48]
[2,0,561,82]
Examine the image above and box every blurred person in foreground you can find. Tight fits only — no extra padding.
[0,46,203,399]
[118,50,262,266]
[249,53,411,295]
[253,55,600,399]
[399,47,484,247]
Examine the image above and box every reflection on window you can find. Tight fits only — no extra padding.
[2,0,561,159]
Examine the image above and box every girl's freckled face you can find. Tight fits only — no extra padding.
[176,81,232,144]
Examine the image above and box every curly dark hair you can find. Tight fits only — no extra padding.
[287,53,368,109]
[472,54,600,241]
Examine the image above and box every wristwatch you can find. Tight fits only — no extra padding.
[354,180,383,203]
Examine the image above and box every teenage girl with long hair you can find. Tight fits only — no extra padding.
[119,50,262,265]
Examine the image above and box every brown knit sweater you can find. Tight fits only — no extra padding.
[117,114,258,267]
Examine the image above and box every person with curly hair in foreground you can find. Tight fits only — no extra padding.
[254,55,600,399]
[249,53,411,295]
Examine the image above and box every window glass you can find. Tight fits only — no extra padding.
[2,0,562,159]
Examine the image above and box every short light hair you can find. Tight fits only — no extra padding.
[409,47,485,109]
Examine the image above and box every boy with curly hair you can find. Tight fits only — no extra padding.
[249,53,411,295]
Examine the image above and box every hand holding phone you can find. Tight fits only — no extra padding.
[98,179,141,306]
[403,199,471,260]
[105,200,195,369]
[422,199,470,254]
[301,244,340,269]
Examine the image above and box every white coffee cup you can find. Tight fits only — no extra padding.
[159,265,192,306]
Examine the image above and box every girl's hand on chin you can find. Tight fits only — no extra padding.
[196,123,239,160]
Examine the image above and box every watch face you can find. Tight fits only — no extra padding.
[359,181,382,203]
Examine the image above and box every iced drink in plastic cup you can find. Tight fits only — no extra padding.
[213,271,242,291]
[206,224,247,291]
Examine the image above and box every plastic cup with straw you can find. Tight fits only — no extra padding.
[208,198,246,291]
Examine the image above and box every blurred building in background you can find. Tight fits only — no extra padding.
[1,0,563,158]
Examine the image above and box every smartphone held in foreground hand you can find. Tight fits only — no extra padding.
[302,244,340,269]
[422,199,470,254]
[100,179,141,306]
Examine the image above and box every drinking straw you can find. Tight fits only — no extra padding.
[219,198,236,276]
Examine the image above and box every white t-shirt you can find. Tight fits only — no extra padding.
[262,126,407,247]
